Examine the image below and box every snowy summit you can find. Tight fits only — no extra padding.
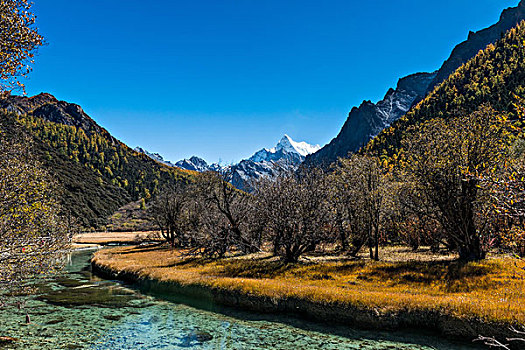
[249,135,321,163]
[140,134,321,191]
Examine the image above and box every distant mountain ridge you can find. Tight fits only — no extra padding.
[139,134,320,190]
[428,0,525,93]
[305,0,525,166]
[174,156,222,172]
[367,19,525,158]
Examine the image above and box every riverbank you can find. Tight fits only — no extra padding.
[91,245,525,342]
[72,230,162,248]
[0,249,480,350]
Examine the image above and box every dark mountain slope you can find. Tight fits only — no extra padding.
[305,72,435,166]
[0,93,193,228]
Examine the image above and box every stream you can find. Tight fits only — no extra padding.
[0,249,484,349]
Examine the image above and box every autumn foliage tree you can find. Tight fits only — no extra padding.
[0,126,72,301]
[0,0,44,93]
[402,105,514,261]
[487,103,525,256]
[0,0,73,309]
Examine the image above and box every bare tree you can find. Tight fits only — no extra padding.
[392,176,444,252]
[329,160,368,256]
[148,183,193,248]
[193,169,258,256]
[334,155,387,261]
[255,168,332,263]
[190,198,232,258]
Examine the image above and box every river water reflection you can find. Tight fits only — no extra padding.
[0,249,483,349]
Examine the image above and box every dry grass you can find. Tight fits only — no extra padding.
[73,231,162,246]
[92,246,525,324]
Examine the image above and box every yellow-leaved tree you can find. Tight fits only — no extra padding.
[402,105,515,261]
[0,122,72,309]
[0,0,43,94]
[0,0,72,320]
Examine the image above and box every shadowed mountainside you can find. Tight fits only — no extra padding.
[0,93,193,228]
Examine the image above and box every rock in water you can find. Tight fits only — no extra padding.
[192,330,213,342]
[0,336,18,344]
[180,329,214,345]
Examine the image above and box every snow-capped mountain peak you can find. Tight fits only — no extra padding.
[173,134,319,191]
[249,135,320,162]
[275,134,321,157]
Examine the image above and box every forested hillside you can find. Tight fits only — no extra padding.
[368,21,525,157]
[0,94,193,228]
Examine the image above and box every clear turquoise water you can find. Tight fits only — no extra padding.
[0,249,483,349]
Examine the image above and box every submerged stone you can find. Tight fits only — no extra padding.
[37,286,138,308]
[190,329,214,342]
[193,330,213,342]
[56,277,88,288]
[46,318,65,325]
[103,315,123,321]
[178,329,214,346]
[0,336,18,344]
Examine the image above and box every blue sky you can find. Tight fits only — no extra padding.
[26,0,519,164]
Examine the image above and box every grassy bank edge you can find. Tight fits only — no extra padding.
[90,248,519,342]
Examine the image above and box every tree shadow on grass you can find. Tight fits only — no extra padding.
[159,256,295,278]
[360,259,498,292]
[115,243,167,255]
[159,257,215,268]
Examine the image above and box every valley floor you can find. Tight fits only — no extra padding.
[91,245,525,341]
[72,231,162,248]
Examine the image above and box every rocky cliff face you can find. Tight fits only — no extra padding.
[306,0,525,167]
[1,93,109,137]
[305,72,436,166]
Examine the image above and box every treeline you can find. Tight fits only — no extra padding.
[15,113,191,200]
[149,105,524,262]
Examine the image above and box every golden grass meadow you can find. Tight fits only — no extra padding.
[92,245,525,325]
